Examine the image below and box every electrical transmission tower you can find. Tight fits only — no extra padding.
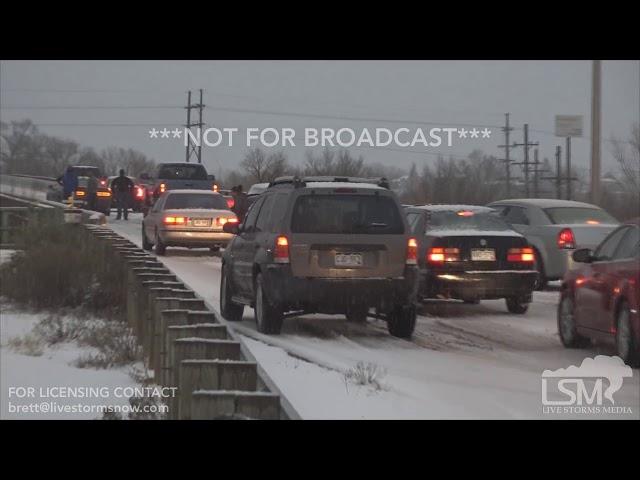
[185,89,205,163]
[512,123,539,197]
[497,113,514,197]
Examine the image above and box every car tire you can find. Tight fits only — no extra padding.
[557,295,590,348]
[254,273,283,334]
[346,305,369,323]
[387,304,416,339]
[506,296,530,314]
[155,230,166,256]
[142,226,153,251]
[616,301,640,367]
[533,252,547,291]
[220,265,244,322]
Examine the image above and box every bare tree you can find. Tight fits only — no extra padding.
[240,148,290,183]
[609,123,640,194]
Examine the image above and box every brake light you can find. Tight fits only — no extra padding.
[557,228,576,249]
[159,183,166,193]
[213,184,219,192]
[75,190,85,197]
[99,179,106,186]
[586,220,600,225]
[427,247,460,263]
[226,197,235,209]
[274,236,290,263]
[164,216,186,225]
[97,191,111,197]
[215,217,238,227]
[507,247,535,263]
[135,186,145,198]
[406,237,418,265]
[457,210,474,217]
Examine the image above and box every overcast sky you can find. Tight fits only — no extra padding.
[1,60,638,178]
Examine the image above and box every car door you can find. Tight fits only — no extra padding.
[144,194,166,239]
[575,226,630,331]
[232,195,266,295]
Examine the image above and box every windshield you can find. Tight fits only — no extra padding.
[164,193,228,210]
[291,194,404,234]
[427,211,512,232]
[158,164,208,180]
[544,207,617,225]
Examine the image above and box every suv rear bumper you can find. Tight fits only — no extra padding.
[420,269,537,301]
[262,264,418,313]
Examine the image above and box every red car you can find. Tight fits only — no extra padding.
[558,220,640,366]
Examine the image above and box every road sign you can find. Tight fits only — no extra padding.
[555,115,583,137]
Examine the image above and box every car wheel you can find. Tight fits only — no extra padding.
[616,301,640,367]
[533,252,547,291]
[154,230,166,256]
[506,296,530,314]
[387,304,416,339]
[141,226,153,251]
[557,295,589,348]
[346,304,369,323]
[220,265,244,322]
[254,273,283,334]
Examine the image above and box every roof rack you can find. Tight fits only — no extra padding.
[268,176,390,189]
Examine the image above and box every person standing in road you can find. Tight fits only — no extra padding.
[86,171,98,211]
[231,185,249,223]
[57,166,78,204]
[110,169,134,220]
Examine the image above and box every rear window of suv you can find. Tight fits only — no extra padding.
[164,193,228,210]
[158,164,208,180]
[544,207,617,225]
[291,194,404,234]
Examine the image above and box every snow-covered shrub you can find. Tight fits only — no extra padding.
[7,333,45,356]
[344,362,387,391]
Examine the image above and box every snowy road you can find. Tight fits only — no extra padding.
[107,214,640,419]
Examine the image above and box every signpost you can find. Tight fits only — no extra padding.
[555,115,583,200]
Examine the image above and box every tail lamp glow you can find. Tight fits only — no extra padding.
[428,247,460,263]
[507,247,535,263]
[163,216,186,225]
[274,236,290,263]
[557,228,576,249]
[406,237,418,265]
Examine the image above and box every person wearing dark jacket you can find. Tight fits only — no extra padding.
[57,166,79,203]
[86,172,99,211]
[231,185,249,223]
[110,169,134,220]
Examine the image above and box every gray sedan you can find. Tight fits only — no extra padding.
[142,189,237,255]
[487,199,619,289]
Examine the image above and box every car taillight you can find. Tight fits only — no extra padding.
[274,235,290,263]
[557,228,575,249]
[99,179,106,186]
[75,190,85,197]
[406,237,418,265]
[159,183,166,193]
[135,186,145,198]
[215,217,238,227]
[226,197,235,209]
[507,247,535,263]
[427,247,460,263]
[212,184,219,192]
[164,216,186,225]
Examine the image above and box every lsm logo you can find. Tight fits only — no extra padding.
[541,355,634,416]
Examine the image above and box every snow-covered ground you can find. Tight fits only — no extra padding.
[108,214,639,419]
[0,304,141,419]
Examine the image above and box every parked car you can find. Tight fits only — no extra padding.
[142,190,236,255]
[558,220,640,366]
[107,175,147,212]
[151,163,217,201]
[218,189,235,210]
[67,165,111,215]
[219,176,419,337]
[405,204,537,313]
[487,199,619,289]
[246,182,269,209]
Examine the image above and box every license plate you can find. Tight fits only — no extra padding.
[335,253,363,267]
[192,219,211,227]
[471,249,495,261]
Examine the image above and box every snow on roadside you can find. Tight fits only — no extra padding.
[1,304,141,420]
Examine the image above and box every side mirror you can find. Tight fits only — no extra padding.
[572,248,593,263]
[223,222,240,235]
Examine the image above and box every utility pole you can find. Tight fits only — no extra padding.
[533,148,539,198]
[498,113,514,197]
[566,136,572,200]
[541,146,564,199]
[513,123,539,197]
[184,89,205,163]
[590,60,602,204]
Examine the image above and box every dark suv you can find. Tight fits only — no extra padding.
[220,176,419,337]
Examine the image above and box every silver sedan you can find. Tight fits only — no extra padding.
[487,198,619,289]
[142,189,237,255]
